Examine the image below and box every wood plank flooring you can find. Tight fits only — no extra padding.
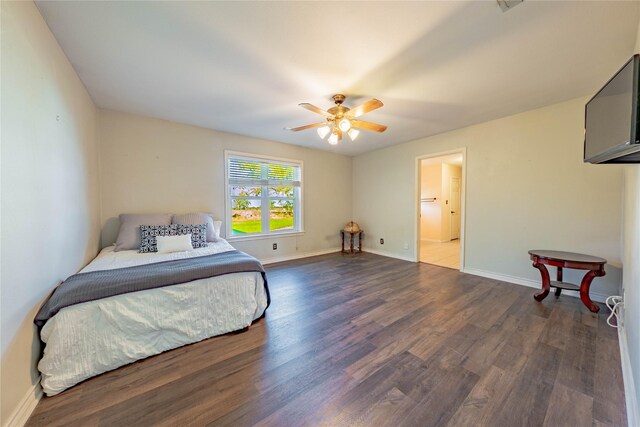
[26,252,626,426]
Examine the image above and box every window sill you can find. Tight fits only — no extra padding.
[226,231,305,242]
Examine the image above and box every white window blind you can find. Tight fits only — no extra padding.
[228,157,301,187]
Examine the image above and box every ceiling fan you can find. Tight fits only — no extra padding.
[286,94,387,145]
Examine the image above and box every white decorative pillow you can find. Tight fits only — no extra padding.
[156,234,193,253]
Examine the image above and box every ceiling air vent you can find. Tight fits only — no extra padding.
[497,0,524,12]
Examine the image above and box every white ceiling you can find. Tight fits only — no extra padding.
[36,1,640,156]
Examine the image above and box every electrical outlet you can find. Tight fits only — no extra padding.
[403,242,409,250]
[380,238,384,245]
[272,243,277,250]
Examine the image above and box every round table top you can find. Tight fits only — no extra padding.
[528,249,606,264]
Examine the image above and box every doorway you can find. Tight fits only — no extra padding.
[417,151,465,270]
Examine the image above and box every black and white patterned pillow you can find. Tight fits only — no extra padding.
[139,224,178,253]
[176,223,208,248]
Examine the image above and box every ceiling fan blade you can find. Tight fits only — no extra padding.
[347,99,384,118]
[299,103,333,118]
[351,120,387,132]
[286,122,326,132]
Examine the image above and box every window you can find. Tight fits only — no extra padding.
[225,152,303,239]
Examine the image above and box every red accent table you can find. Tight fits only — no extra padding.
[341,230,363,254]
[528,250,606,313]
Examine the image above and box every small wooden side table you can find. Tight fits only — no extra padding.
[341,230,363,254]
[528,249,606,313]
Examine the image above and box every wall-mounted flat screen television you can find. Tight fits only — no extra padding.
[584,54,640,163]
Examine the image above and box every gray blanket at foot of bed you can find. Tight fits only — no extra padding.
[35,250,270,328]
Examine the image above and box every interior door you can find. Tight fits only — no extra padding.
[450,176,461,240]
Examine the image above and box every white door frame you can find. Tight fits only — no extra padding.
[415,147,467,270]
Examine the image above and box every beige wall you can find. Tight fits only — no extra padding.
[353,97,624,297]
[97,110,352,261]
[0,2,101,425]
[623,164,640,420]
[620,20,640,421]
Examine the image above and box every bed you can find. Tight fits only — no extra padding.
[36,238,269,396]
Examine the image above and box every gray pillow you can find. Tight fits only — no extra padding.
[172,213,218,242]
[114,213,173,252]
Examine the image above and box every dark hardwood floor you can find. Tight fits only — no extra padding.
[26,252,626,426]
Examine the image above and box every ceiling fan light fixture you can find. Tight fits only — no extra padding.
[338,118,351,132]
[287,94,386,145]
[317,125,330,139]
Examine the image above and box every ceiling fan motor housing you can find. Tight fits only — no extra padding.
[327,105,350,118]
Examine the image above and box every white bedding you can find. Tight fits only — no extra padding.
[39,239,268,396]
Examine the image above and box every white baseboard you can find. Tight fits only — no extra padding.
[363,248,416,263]
[260,248,341,265]
[462,267,609,303]
[6,377,42,427]
[618,320,638,427]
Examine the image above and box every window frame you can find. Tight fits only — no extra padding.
[224,150,304,241]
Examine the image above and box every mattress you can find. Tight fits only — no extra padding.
[38,239,268,396]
